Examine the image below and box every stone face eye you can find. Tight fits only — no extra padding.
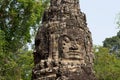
[63,43,66,45]
[63,36,70,43]
[76,38,79,41]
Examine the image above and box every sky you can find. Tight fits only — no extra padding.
[80,0,120,45]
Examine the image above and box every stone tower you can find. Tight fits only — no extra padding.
[32,0,96,80]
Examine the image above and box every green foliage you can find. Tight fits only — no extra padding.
[116,13,120,28]
[0,0,49,79]
[17,50,33,80]
[117,31,120,38]
[101,15,120,79]
[0,50,33,80]
[0,52,19,80]
[103,36,120,49]
[94,46,120,80]
[0,0,49,52]
[103,31,120,56]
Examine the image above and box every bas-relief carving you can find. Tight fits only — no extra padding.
[32,0,96,80]
[32,28,95,80]
[58,28,85,64]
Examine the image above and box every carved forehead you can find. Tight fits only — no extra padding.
[61,28,84,39]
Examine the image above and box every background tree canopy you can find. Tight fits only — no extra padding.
[0,0,49,52]
[103,31,120,49]
[0,0,49,80]
[95,13,120,80]
[94,46,120,80]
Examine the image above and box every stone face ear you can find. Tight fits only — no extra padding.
[32,0,96,80]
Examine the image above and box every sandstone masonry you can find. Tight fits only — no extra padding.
[32,0,96,80]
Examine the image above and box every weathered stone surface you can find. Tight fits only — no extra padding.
[32,0,96,80]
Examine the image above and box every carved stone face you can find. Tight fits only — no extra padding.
[59,28,85,61]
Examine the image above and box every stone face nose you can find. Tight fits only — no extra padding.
[69,43,78,50]
[69,46,78,50]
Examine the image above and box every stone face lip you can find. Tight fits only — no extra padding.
[32,0,96,80]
